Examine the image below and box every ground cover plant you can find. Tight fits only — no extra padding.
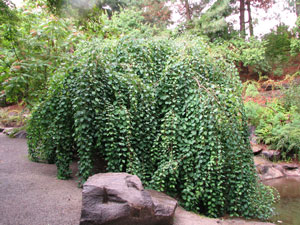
[244,81,300,160]
[27,37,276,220]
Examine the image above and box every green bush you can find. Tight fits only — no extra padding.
[282,81,300,113]
[0,2,158,106]
[100,8,158,38]
[245,99,300,160]
[247,100,288,143]
[244,83,259,98]
[291,17,300,56]
[245,101,265,127]
[263,23,292,63]
[28,37,276,219]
[75,7,158,38]
[0,3,80,105]
[210,38,271,74]
[267,114,300,160]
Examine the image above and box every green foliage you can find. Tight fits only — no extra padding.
[100,8,158,38]
[0,0,18,25]
[193,0,235,40]
[263,23,292,63]
[245,83,259,98]
[291,17,300,55]
[44,0,66,15]
[245,99,300,160]
[0,0,19,103]
[268,114,300,159]
[0,2,83,105]
[28,37,276,220]
[0,1,160,106]
[273,67,284,77]
[73,5,105,33]
[255,102,289,143]
[245,101,265,127]
[264,24,292,61]
[209,38,271,74]
[282,81,300,112]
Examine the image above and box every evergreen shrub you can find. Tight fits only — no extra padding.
[27,37,276,219]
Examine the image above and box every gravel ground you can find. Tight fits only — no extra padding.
[0,134,81,225]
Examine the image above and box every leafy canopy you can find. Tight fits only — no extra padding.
[27,37,276,219]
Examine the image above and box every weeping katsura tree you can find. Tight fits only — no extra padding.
[28,37,277,220]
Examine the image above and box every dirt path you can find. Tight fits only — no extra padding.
[0,134,81,225]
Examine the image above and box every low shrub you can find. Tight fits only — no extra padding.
[282,81,300,113]
[245,99,300,160]
[244,83,260,98]
[267,114,300,159]
[244,101,265,127]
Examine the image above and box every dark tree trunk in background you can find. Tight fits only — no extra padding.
[296,0,300,17]
[240,0,246,38]
[184,0,192,21]
[246,0,254,36]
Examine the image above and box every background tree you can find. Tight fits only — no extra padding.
[176,0,211,22]
[286,0,300,17]
[246,0,253,36]
[140,0,172,27]
[238,0,274,37]
[194,0,234,40]
[239,0,245,37]
[0,0,18,25]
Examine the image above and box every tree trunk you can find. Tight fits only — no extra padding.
[240,0,246,38]
[296,0,300,17]
[184,0,192,21]
[246,0,254,36]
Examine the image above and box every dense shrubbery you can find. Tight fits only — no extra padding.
[263,24,292,63]
[291,17,300,56]
[244,82,260,98]
[28,37,276,219]
[0,2,81,105]
[209,38,271,75]
[245,95,300,160]
[282,81,300,112]
[0,2,158,106]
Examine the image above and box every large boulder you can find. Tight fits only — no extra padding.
[80,173,177,225]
